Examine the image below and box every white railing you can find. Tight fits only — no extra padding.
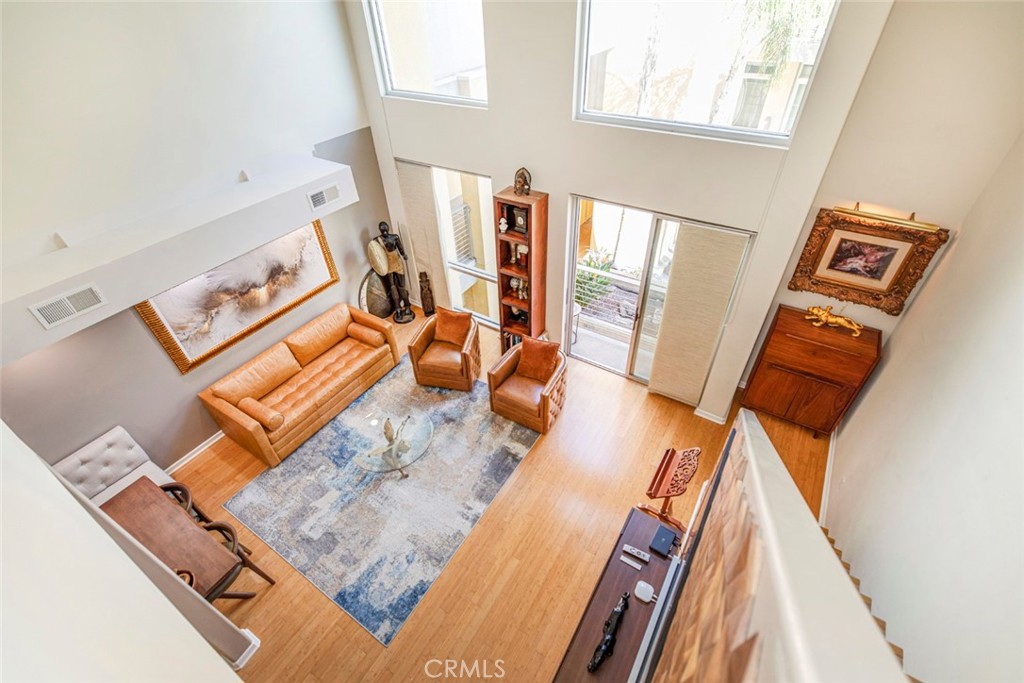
[735,409,906,682]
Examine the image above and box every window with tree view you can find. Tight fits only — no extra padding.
[580,0,837,139]
[370,0,488,102]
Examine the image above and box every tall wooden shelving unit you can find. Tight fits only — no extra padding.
[493,186,548,353]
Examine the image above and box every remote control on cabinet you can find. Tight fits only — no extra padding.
[622,544,651,563]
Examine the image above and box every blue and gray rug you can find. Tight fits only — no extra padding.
[225,357,539,645]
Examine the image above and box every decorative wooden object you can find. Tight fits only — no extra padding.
[743,305,881,435]
[494,186,548,352]
[788,207,949,315]
[554,509,678,683]
[650,431,762,683]
[637,447,701,532]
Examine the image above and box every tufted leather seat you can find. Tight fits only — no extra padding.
[198,304,399,467]
[52,425,174,505]
[487,339,567,434]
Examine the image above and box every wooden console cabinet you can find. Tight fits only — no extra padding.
[742,305,881,435]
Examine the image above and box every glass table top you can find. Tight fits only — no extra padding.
[353,410,433,477]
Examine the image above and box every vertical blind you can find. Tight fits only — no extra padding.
[395,160,450,309]
[647,223,750,406]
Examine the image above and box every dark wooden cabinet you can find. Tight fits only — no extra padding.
[743,305,881,434]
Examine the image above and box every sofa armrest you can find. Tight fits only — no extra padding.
[198,390,281,467]
[540,352,568,432]
[461,319,481,380]
[409,317,436,366]
[350,307,399,365]
[487,345,521,396]
[541,352,567,398]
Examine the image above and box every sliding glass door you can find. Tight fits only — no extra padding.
[567,197,751,400]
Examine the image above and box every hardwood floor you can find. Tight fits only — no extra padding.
[175,312,829,682]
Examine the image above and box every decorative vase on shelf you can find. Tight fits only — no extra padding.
[517,245,529,267]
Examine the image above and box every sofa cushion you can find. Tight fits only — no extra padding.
[212,343,301,405]
[285,305,353,366]
[493,374,544,417]
[435,307,472,346]
[348,322,386,347]
[238,397,285,430]
[418,341,463,376]
[517,337,561,383]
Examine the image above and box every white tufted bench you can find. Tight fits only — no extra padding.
[53,425,174,505]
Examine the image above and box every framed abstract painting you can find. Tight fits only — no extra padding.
[137,220,338,373]
[788,207,949,315]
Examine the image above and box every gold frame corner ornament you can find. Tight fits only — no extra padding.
[788,208,949,315]
[136,220,338,374]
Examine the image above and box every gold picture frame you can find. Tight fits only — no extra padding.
[136,220,338,374]
[788,208,949,315]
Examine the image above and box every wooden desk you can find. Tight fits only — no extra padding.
[555,509,679,682]
[101,477,239,597]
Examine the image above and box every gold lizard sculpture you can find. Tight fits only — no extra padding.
[805,305,865,337]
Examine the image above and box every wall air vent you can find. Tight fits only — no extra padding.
[307,183,342,212]
[28,283,107,330]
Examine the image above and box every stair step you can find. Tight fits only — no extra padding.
[842,559,851,573]
[861,593,872,609]
[907,676,923,683]
[850,575,861,589]
[890,642,904,663]
[874,616,886,632]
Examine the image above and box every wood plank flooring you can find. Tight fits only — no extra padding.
[174,313,828,682]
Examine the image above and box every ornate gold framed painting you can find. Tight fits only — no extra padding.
[788,207,949,315]
[137,220,338,373]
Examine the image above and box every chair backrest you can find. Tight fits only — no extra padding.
[53,426,152,500]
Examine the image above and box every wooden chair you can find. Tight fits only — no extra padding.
[488,337,567,434]
[202,521,275,601]
[409,307,481,391]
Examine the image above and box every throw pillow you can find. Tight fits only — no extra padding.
[435,307,473,346]
[348,322,386,347]
[284,305,352,366]
[517,336,561,382]
[238,397,285,430]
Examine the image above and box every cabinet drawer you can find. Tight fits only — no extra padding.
[744,363,854,433]
[763,332,876,386]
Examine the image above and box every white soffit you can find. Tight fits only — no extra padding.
[1,154,358,366]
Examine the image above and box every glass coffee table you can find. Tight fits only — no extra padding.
[353,410,433,478]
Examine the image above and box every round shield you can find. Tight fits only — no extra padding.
[367,239,389,276]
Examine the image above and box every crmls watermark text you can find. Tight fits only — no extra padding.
[423,659,506,680]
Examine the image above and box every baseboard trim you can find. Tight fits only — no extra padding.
[166,431,224,474]
[230,629,261,670]
[818,429,838,525]
[694,408,728,425]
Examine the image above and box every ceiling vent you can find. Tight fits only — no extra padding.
[28,284,107,330]
[307,183,342,212]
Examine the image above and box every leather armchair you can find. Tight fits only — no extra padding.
[409,313,481,392]
[488,341,567,434]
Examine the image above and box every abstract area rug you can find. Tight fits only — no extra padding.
[225,357,539,644]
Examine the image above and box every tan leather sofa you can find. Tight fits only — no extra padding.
[409,307,481,391]
[199,304,399,467]
[488,337,567,434]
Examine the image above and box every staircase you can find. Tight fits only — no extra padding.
[822,527,922,683]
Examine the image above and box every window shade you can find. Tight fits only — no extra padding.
[395,160,450,308]
[647,224,750,405]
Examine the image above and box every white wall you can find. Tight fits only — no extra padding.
[1,423,240,682]
[747,0,1024,371]
[344,0,894,421]
[2,1,368,264]
[824,135,1024,682]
